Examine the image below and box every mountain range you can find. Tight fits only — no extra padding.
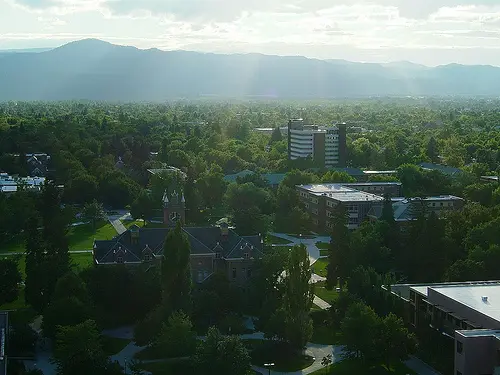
[1,39,500,101]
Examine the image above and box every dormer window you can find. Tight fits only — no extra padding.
[244,252,250,259]
[117,256,124,264]
[144,254,151,262]
[215,252,221,259]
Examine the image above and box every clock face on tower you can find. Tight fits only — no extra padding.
[169,212,180,222]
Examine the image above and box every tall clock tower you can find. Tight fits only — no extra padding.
[163,190,185,227]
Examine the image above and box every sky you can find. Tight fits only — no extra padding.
[1,0,500,66]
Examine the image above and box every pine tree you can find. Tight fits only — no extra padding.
[328,204,352,288]
[162,221,192,313]
[25,215,49,311]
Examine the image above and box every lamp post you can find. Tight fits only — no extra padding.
[264,362,275,375]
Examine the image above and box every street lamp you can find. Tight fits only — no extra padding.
[264,362,275,375]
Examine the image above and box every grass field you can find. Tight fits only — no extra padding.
[266,234,293,245]
[0,221,118,255]
[71,252,94,270]
[316,242,330,249]
[310,359,416,375]
[0,252,93,311]
[0,236,26,254]
[67,221,117,251]
[312,258,329,277]
[314,281,339,305]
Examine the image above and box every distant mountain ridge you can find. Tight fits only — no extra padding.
[0,39,499,101]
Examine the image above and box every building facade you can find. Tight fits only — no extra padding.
[296,183,385,231]
[368,195,465,223]
[93,192,263,285]
[388,281,500,375]
[287,119,347,168]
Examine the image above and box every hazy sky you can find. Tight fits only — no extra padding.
[1,0,500,66]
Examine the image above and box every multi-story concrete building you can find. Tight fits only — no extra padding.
[297,183,384,231]
[341,182,402,197]
[388,281,500,375]
[287,119,347,168]
[368,195,465,223]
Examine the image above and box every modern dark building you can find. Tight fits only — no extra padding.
[287,119,347,168]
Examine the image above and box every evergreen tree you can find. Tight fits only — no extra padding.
[426,137,439,163]
[25,215,49,311]
[270,127,283,143]
[162,221,192,313]
[264,244,313,351]
[381,194,395,224]
[328,204,352,288]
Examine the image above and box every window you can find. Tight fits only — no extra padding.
[456,341,463,354]
[144,254,151,262]
[215,252,221,259]
[242,268,246,278]
[247,269,252,278]
[244,252,250,259]
[232,268,237,279]
[117,256,124,264]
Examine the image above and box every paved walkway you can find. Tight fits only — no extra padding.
[313,295,332,310]
[270,233,330,266]
[110,218,127,235]
[252,344,342,375]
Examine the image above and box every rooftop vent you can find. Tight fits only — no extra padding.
[482,296,488,303]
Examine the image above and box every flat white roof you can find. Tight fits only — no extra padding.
[430,284,500,324]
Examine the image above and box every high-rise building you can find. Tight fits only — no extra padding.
[287,119,347,168]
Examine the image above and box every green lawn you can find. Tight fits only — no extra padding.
[71,252,94,270]
[316,242,330,249]
[0,221,118,255]
[0,252,93,311]
[314,281,339,305]
[68,221,118,251]
[124,220,144,229]
[102,336,130,356]
[312,258,329,277]
[310,359,416,375]
[266,235,293,245]
[248,340,314,372]
[0,288,27,310]
[320,249,329,256]
[0,236,26,254]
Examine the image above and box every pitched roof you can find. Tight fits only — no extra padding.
[93,226,263,264]
[223,170,286,186]
[419,162,462,175]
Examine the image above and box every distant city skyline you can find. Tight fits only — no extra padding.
[2,0,500,66]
